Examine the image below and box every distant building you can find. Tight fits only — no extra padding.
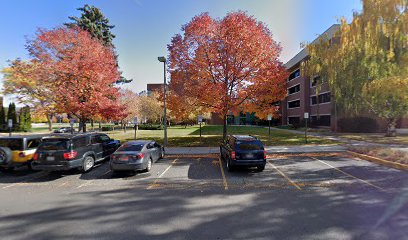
[146,83,164,96]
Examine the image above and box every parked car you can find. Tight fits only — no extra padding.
[0,135,45,171]
[54,127,75,133]
[220,135,266,172]
[110,140,164,173]
[31,132,120,173]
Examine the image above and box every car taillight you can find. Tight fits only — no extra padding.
[136,153,145,159]
[231,151,236,160]
[19,152,26,158]
[264,150,267,160]
[63,151,78,160]
[33,153,38,161]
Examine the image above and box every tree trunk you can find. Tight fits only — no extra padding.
[91,119,94,130]
[99,121,102,131]
[46,114,52,132]
[386,118,397,137]
[123,122,127,133]
[223,114,228,140]
[80,118,87,133]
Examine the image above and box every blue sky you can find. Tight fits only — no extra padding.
[0,0,362,105]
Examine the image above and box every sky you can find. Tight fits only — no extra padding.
[0,0,362,106]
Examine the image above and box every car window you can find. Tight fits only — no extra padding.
[117,144,144,152]
[99,135,110,142]
[27,139,42,150]
[0,139,24,151]
[235,141,263,150]
[153,142,160,148]
[38,139,70,151]
[72,136,89,148]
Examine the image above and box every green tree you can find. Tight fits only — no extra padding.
[66,4,132,84]
[0,106,5,131]
[306,0,407,133]
[7,103,17,131]
[18,106,32,132]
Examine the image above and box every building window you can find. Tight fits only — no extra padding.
[311,115,331,126]
[288,69,300,81]
[288,84,300,95]
[311,92,331,105]
[311,76,320,87]
[288,117,300,125]
[288,100,300,109]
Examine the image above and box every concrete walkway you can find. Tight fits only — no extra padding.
[166,145,346,155]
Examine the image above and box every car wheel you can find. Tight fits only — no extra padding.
[226,159,234,172]
[145,159,153,172]
[81,156,95,173]
[257,165,265,172]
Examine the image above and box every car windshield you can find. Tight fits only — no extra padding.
[38,139,70,151]
[117,144,144,152]
[235,141,263,150]
[0,139,24,150]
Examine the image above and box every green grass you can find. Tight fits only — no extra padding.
[105,125,336,147]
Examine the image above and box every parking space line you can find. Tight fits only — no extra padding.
[267,160,301,190]
[218,157,229,190]
[146,158,178,189]
[310,157,385,191]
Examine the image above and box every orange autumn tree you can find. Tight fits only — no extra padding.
[27,26,124,132]
[167,12,287,139]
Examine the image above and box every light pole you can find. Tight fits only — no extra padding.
[158,56,168,147]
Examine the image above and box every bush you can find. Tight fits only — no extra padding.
[338,117,379,133]
[138,124,163,130]
[101,126,113,131]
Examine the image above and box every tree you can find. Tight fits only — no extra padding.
[362,77,408,136]
[66,4,132,84]
[18,106,32,132]
[0,106,5,131]
[138,92,163,124]
[167,12,287,139]
[307,0,407,133]
[7,103,17,131]
[2,59,57,131]
[27,26,124,132]
[119,89,139,132]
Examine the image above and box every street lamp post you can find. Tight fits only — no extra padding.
[158,56,168,147]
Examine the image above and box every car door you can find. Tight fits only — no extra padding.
[91,135,104,160]
[99,134,116,157]
[145,142,157,161]
[151,142,161,161]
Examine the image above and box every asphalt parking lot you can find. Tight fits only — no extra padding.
[0,153,407,240]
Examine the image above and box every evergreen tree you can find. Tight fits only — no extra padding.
[66,4,132,84]
[18,107,25,132]
[0,106,5,131]
[7,103,17,131]
[18,106,32,132]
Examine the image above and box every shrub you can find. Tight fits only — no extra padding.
[338,117,379,133]
[138,124,163,130]
[101,126,113,131]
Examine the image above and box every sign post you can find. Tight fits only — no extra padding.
[133,117,139,140]
[198,115,203,143]
[8,119,12,137]
[304,112,309,144]
[69,119,75,134]
[267,115,272,144]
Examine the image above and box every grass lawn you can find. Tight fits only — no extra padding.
[105,125,336,147]
[336,133,408,145]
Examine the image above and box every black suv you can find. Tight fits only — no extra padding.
[31,133,120,172]
[220,135,266,172]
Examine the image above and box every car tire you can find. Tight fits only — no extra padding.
[81,156,95,173]
[257,165,265,172]
[0,147,12,167]
[226,159,234,172]
[145,159,153,172]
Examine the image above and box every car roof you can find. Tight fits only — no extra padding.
[43,132,101,140]
[231,135,258,141]
[123,140,152,145]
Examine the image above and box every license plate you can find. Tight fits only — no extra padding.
[246,154,254,158]
[119,156,128,161]
[46,156,55,161]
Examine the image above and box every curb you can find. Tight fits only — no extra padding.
[347,150,408,171]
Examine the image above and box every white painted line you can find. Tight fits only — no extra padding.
[310,156,385,191]
[268,160,301,190]
[147,158,178,189]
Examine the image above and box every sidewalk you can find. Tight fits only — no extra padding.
[166,145,347,155]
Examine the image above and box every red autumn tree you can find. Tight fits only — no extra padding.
[27,26,123,132]
[168,12,287,139]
